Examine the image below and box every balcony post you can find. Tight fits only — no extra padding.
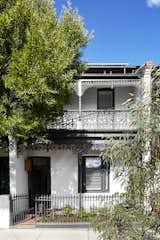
[142,61,152,163]
[77,80,82,129]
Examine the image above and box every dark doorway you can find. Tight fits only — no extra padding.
[0,157,9,195]
[28,157,50,207]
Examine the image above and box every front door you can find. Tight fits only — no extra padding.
[28,157,50,207]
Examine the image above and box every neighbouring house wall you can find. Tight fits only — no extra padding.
[0,195,10,228]
[64,87,136,110]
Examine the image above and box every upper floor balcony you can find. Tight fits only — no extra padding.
[49,64,142,132]
[49,86,138,131]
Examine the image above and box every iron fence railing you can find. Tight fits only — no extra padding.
[35,194,125,225]
[10,194,157,226]
[10,194,31,225]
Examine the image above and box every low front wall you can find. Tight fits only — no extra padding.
[0,195,10,228]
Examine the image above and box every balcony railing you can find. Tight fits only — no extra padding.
[49,110,136,131]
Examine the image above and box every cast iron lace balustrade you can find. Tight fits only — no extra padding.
[48,110,136,131]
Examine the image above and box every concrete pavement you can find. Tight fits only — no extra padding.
[0,227,98,240]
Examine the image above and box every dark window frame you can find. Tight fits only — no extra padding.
[97,88,115,110]
[78,156,110,193]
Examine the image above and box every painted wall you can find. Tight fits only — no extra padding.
[16,153,28,195]
[64,87,136,110]
[109,167,125,194]
[0,195,10,228]
[9,151,28,195]
[51,150,78,194]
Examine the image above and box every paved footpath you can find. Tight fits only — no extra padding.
[0,228,98,240]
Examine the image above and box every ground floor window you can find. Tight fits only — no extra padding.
[0,157,9,194]
[79,156,110,193]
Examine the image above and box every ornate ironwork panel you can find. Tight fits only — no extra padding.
[48,110,135,131]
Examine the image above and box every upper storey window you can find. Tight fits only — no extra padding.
[97,88,114,109]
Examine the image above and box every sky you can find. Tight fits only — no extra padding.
[55,0,160,66]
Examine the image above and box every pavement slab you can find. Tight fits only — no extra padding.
[0,228,98,240]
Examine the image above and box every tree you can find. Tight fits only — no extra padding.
[0,0,91,194]
[0,0,90,139]
[93,64,160,239]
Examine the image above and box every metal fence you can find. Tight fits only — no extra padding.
[10,194,157,226]
[35,194,125,225]
[10,194,31,225]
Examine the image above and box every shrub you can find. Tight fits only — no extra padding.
[62,205,72,216]
[38,216,48,223]
[76,209,90,221]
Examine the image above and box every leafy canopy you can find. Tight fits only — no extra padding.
[0,0,90,138]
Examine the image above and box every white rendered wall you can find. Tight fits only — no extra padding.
[51,150,78,194]
[109,167,125,194]
[9,149,28,195]
[0,195,10,228]
[64,87,136,110]
[16,152,28,195]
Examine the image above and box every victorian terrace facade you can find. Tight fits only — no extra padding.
[0,62,152,228]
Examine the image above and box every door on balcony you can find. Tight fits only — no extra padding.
[97,88,114,109]
[28,157,50,207]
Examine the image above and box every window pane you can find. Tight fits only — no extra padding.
[85,157,101,168]
[98,89,114,109]
[86,169,101,191]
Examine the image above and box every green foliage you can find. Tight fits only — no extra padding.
[76,209,90,221]
[62,205,72,215]
[38,215,48,223]
[93,79,160,239]
[93,202,160,240]
[0,0,91,139]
